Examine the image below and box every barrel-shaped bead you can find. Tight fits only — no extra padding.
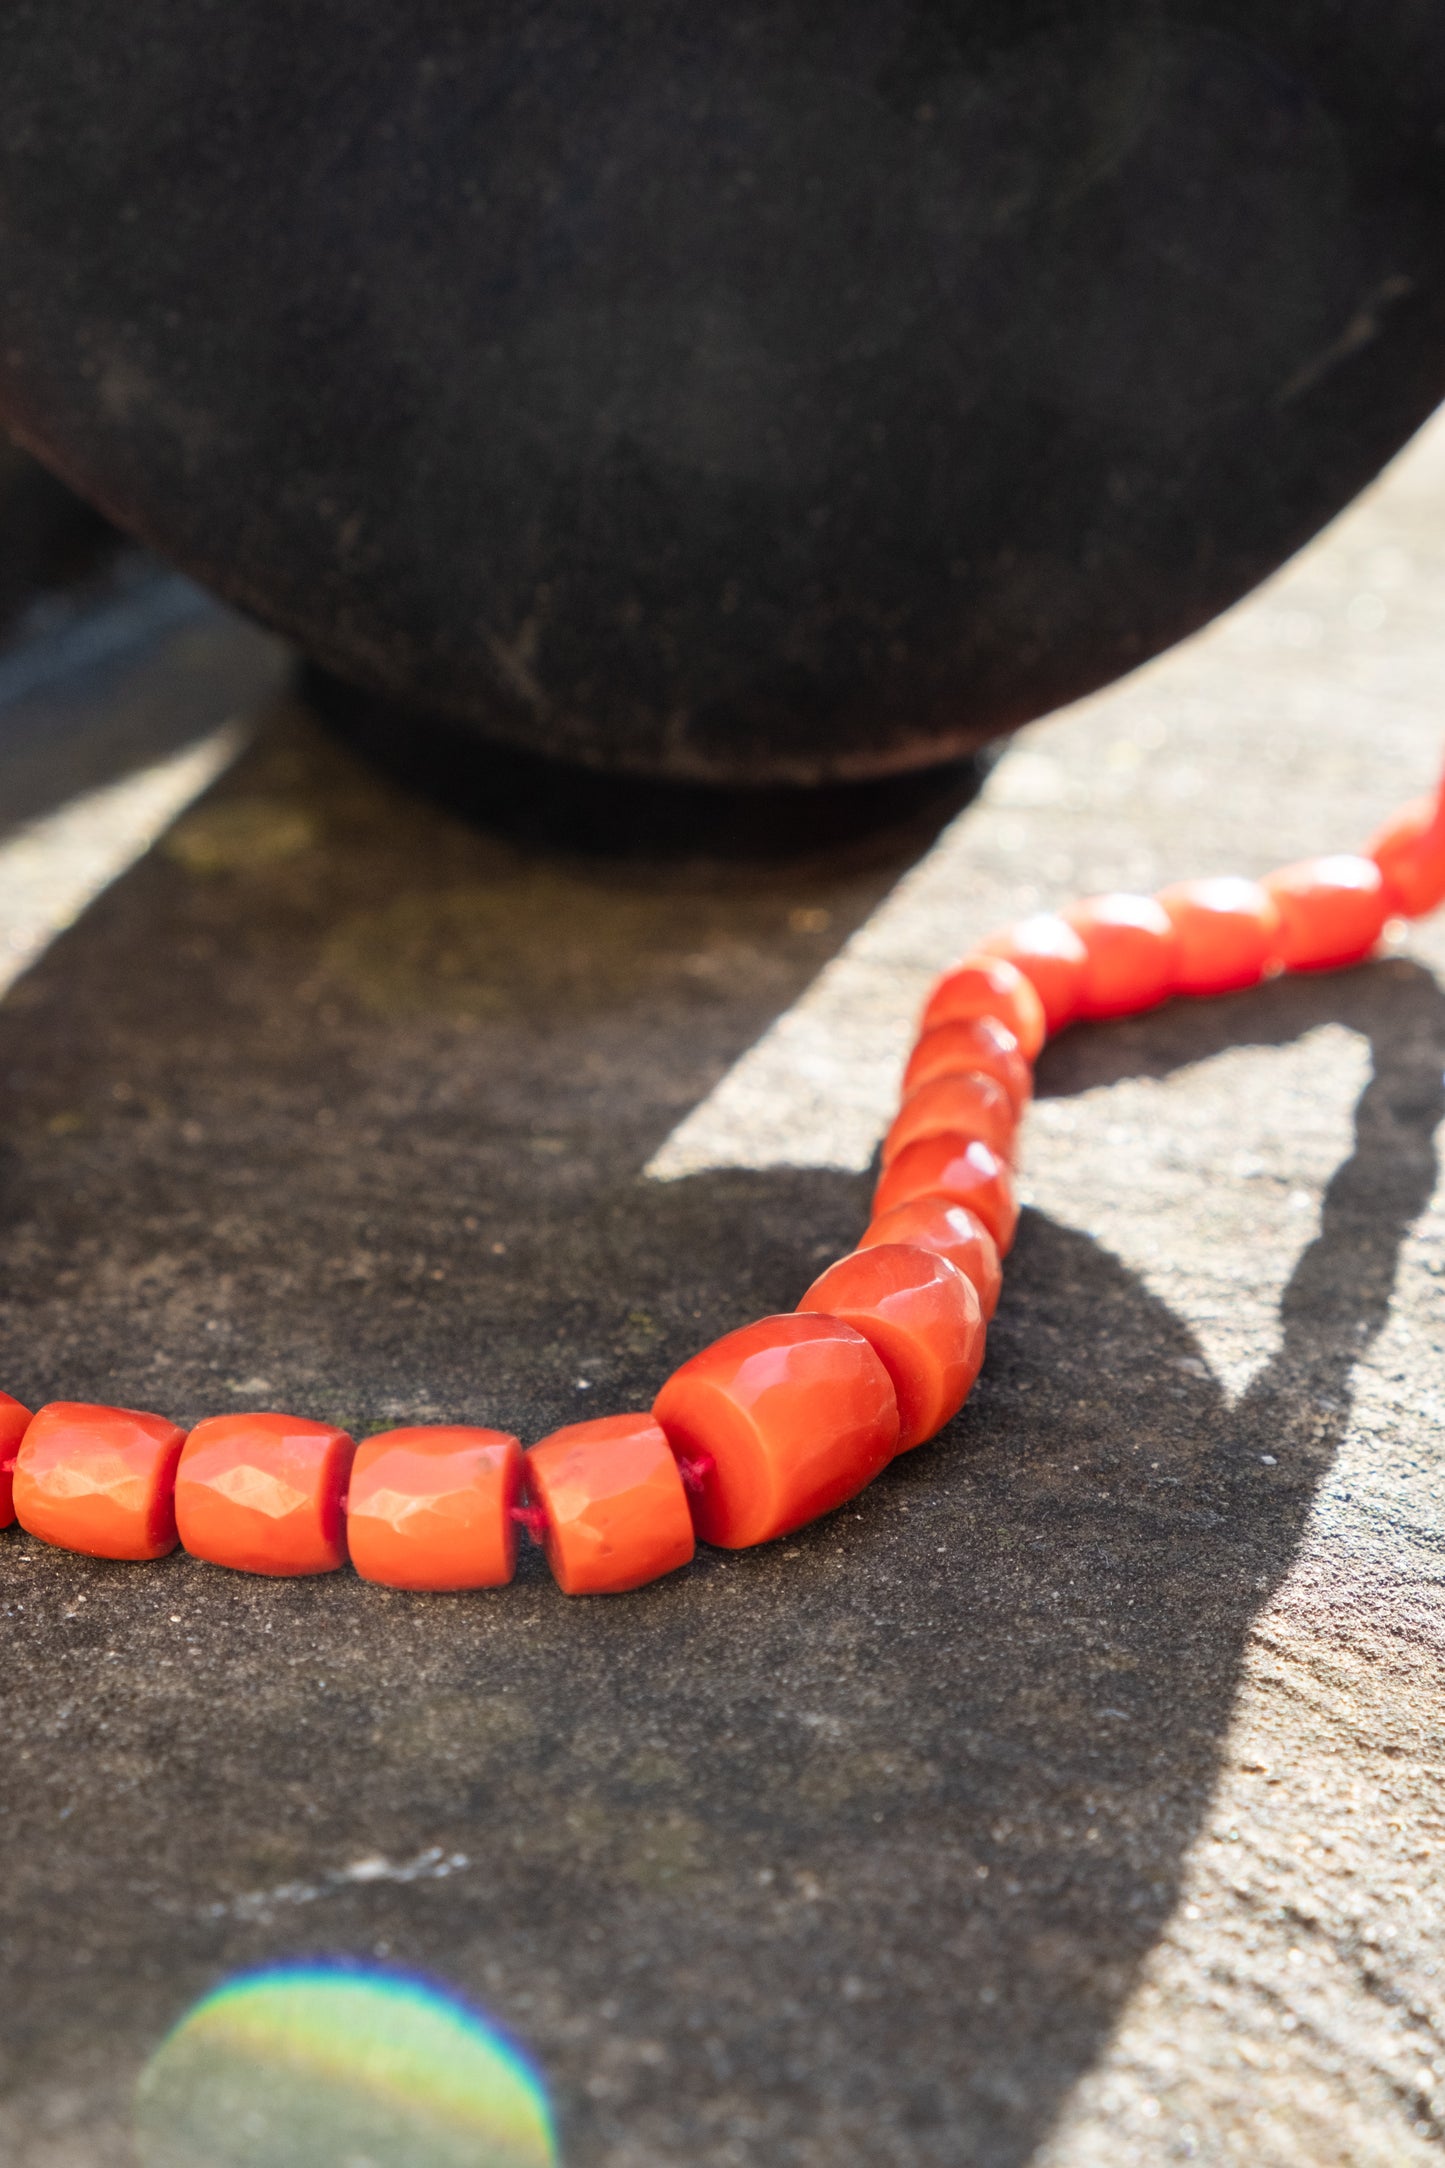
[1064,893,1180,1018]
[347,1425,522,1590]
[526,1414,695,1594]
[882,1070,1017,1168]
[797,1244,984,1452]
[901,1017,1032,1115]
[856,1195,1003,1320]
[1367,795,1445,919]
[1157,876,1280,996]
[976,914,1088,1033]
[1263,854,1390,973]
[177,1413,355,1576]
[872,1133,1018,1253]
[653,1314,898,1549]
[0,1390,33,1528]
[14,1401,185,1560]
[920,955,1047,1060]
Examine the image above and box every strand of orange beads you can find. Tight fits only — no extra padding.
[2,759,1444,1599]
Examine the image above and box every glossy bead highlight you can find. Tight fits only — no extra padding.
[856,1195,1002,1321]
[1263,855,1390,972]
[921,954,1047,1060]
[901,1016,1032,1115]
[882,1069,1017,1168]
[798,1244,984,1452]
[976,914,1088,1033]
[347,1426,522,1590]
[653,1314,898,1549]
[526,1414,695,1595]
[13,1402,185,1560]
[1064,893,1180,1018]
[872,1133,1019,1253]
[177,1413,356,1576]
[1157,876,1280,996]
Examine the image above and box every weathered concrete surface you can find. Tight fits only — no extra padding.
[0,417,1443,2165]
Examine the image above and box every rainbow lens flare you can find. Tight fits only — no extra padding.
[134,1963,559,2168]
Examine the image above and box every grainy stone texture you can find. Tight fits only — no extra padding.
[0,417,1444,2165]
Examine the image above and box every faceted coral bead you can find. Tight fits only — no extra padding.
[1263,855,1390,973]
[881,1070,1017,1168]
[901,1017,1032,1115]
[1157,876,1280,996]
[872,1133,1018,1253]
[798,1244,984,1453]
[347,1425,522,1590]
[1064,894,1180,1018]
[1367,795,1445,918]
[0,1390,33,1529]
[976,914,1088,1033]
[13,1402,185,1560]
[920,954,1047,1060]
[857,1195,1002,1321]
[653,1314,897,1549]
[177,1413,355,1576]
[526,1413,695,1595]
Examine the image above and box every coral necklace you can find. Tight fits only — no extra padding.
[2,769,1442,1599]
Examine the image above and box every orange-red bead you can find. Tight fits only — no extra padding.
[1367,795,1445,918]
[920,954,1047,1061]
[872,1132,1019,1253]
[1064,893,1180,1018]
[1263,854,1390,973]
[857,1195,1003,1320]
[881,1069,1017,1168]
[798,1244,984,1453]
[653,1314,897,1549]
[976,914,1088,1033]
[13,1402,185,1561]
[176,1412,355,1576]
[347,1425,522,1590]
[1157,876,1280,996]
[526,1413,695,1595]
[0,1390,33,1529]
[901,1016,1032,1115]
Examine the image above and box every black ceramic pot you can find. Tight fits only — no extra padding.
[0,3,1442,782]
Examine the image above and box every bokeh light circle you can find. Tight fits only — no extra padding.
[134,1963,559,2167]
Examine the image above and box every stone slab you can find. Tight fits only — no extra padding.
[0,417,1443,2163]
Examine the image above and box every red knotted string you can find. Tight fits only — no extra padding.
[510,1502,548,1545]
[674,1451,715,1495]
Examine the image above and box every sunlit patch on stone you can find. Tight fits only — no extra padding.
[134,1962,559,2167]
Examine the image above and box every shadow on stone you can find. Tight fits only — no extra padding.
[0,703,1441,2166]
[306,664,986,863]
